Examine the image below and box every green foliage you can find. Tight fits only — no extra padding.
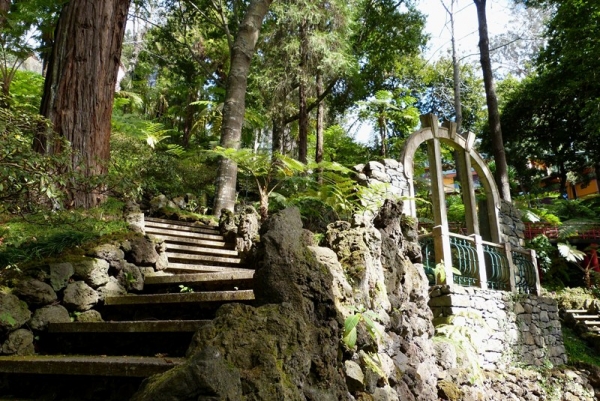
[342,306,380,350]
[0,200,129,269]
[8,70,44,112]
[0,99,72,212]
[110,112,215,201]
[446,195,465,224]
[557,242,586,263]
[0,312,16,328]
[432,260,461,285]
[562,326,600,368]
[527,235,554,273]
[179,284,194,293]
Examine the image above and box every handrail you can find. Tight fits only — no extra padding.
[419,228,539,295]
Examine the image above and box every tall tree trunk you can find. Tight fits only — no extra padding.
[213,0,273,216]
[298,19,309,164]
[447,0,462,133]
[315,73,324,164]
[0,0,10,97]
[474,0,511,201]
[35,0,130,209]
[0,0,9,27]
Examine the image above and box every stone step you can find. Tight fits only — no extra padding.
[0,355,184,377]
[145,217,217,229]
[145,227,224,242]
[164,263,250,274]
[166,252,241,265]
[565,309,589,313]
[165,243,239,257]
[144,270,254,286]
[48,320,210,333]
[583,321,600,325]
[149,233,230,249]
[144,220,219,235]
[573,315,600,319]
[105,290,254,306]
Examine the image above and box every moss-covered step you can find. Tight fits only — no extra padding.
[145,270,253,285]
[162,263,249,273]
[165,243,239,257]
[105,290,254,305]
[48,320,210,333]
[166,252,241,265]
[148,233,230,249]
[144,219,219,235]
[145,227,224,241]
[145,217,218,229]
[0,355,184,377]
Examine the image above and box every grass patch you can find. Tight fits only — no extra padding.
[563,326,600,367]
[0,198,130,270]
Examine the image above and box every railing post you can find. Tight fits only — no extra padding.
[433,225,453,285]
[504,242,517,293]
[471,234,488,290]
[529,249,541,296]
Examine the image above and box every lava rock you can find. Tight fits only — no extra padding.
[13,279,57,306]
[28,304,70,331]
[63,281,99,311]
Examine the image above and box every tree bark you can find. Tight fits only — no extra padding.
[213,0,273,216]
[0,0,9,27]
[298,19,309,163]
[35,0,130,209]
[474,0,511,201]
[315,73,324,164]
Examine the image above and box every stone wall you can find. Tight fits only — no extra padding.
[354,159,409,205]
[429,285,567,370]
[499,199,526,248]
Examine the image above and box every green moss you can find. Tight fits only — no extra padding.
[437,380,463,401]
[563,326,600,367]
[0,202,130,270]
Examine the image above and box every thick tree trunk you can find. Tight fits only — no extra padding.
[35,0,130,209]
[213,0,273,216]
[474,0,511,202]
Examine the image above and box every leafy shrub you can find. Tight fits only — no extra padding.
[0,100,72,213]
[110,115,216,202]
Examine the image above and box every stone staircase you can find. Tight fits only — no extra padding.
[563,309,600,332]
[0,217,255,400]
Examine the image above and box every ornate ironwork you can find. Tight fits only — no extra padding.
[483,244,511,291]
[420,236,436,285]
[512,251,537,294]
[449,236,479,286]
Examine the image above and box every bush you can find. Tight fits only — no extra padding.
[0,101,72,213]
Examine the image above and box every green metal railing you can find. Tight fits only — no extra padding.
[512,250,537,294]
[420,235,436,285]
[449,235,479,286]
[483,243,511,291]
[418,228,539,294]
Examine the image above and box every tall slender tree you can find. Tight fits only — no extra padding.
[35,0,130,208]
[474,0,511,201]
[213,0,273,215]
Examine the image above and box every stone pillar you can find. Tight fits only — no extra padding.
[443,122,480,236]
[504,242,517,293]
[471,234,488,289]
[422,115,448,229]
[433,225,453,285]
[530,249,541,296]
